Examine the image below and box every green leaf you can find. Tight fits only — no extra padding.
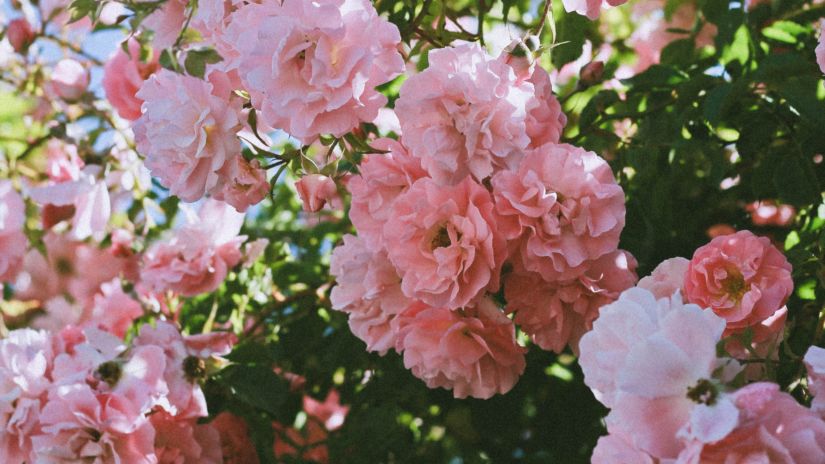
[219,364,289,416]
[721,24,749,66]
[183,48,223,79]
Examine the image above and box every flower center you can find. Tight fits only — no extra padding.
[95,361,122,386]
[183,356,207,383]
[721,269,747,302]
[55,257,74,276]
[431,226,452,250]
[686,378,718,405]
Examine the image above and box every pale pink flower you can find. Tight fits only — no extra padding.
[29,167,112,240]
[212,156,269,212]
[50,58,88,101]
[295,174,339,213]
[227,0,404,142]
[347,138,426,249]
[330,234,411,354]
[746,200,796,227]
[637,257,690,299]
[303,390,349,432]
[818,21,825,74]
[13,232,126,307]
[33,384,157,463]
[0,180,27,282]
[395,298,526,399]
[211,412,260,464]
[88,279,144,338]
[141,0,187,49]
[6,18,35,53]
[383,177,507,309]
[44,139,83,182]
[676,382,825,463]
[491,143,625,280]
[505,249,638,353]
[805,346,825,417]
[592,432,657,464]
[141,199,245,297]
[562,0,628,20]
[134,69,241,202]
[579,288,730,459]
[396,41,563,185]
[684,230,793,333]
[103,38,160,121]
[0,329,54,462]
[134,320,234,419]
[629,1,717,73]
[151,411,223,464]
[242,238,269,268]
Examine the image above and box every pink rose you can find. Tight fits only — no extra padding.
[295,174,339,213]
[492,143,625,280]
[141,200,246,297]
[592,432,656,464]
[226,0,404,142]
[103,38,160,121]
[562,0,629,20]
[151,411,223,464]
[134,69,241,203]
[383,177,507,309]
[637,257,690,299]
[746,200,796,227]
[44,138,83,182]
[6,18,35,53]
[50,58,89,101]
[330,234,411,354]
[213,156,270,212]
[684,230,793,332]
[579,288,731,459]
[303,390,349,432]
[33,385,157,463]
[395,298,526,399]
[140,0,187,49]
[88,279,144,338]
[347,138,426,249]
[506,249,637,353]
[29,168,112,240]
[211,412,260,464]
[396,41,563,185]
[0,180,27,282]
[805,346,825,418]
[676,382,825,463]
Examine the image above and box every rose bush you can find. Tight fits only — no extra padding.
[2,0,825,462]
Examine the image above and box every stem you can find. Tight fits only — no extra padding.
[41,35,103,66]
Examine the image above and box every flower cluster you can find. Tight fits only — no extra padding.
[0,322,234,462]
[331,41,637,398]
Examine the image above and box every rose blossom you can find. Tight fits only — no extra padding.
[746,200,796,227]
[396,41,564,185]
[818,21,825,75]
[684,230,793,332]
[151,411,223,464]
[592,432,656,464]
[134,69,241,202]
[50,58,89,101]
[29,167,112,240]
[141,200,246,297]
[330,234,411,354]
[805,346,825,417]
[579,288,733,459]
[395,298,526,399]
[383,176,507,309]
[44,138,83,182]
[0,180,27,282]
[637,257,689,299]
[227,0,404,142]
[32,384,157,463]
[212,156,270,212]
[492,143,625,280]
[211,412,260,464]
[676,382,825,463]
[505,249,638,353]
[295,174,339,213]
[103,38,160,121]
[347,138,426,249]
[140,0,187,49]
[562,0,628,20]
[303,390,349,432]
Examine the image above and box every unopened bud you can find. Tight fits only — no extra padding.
[7,18,35,53]
[579,61,605,87]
